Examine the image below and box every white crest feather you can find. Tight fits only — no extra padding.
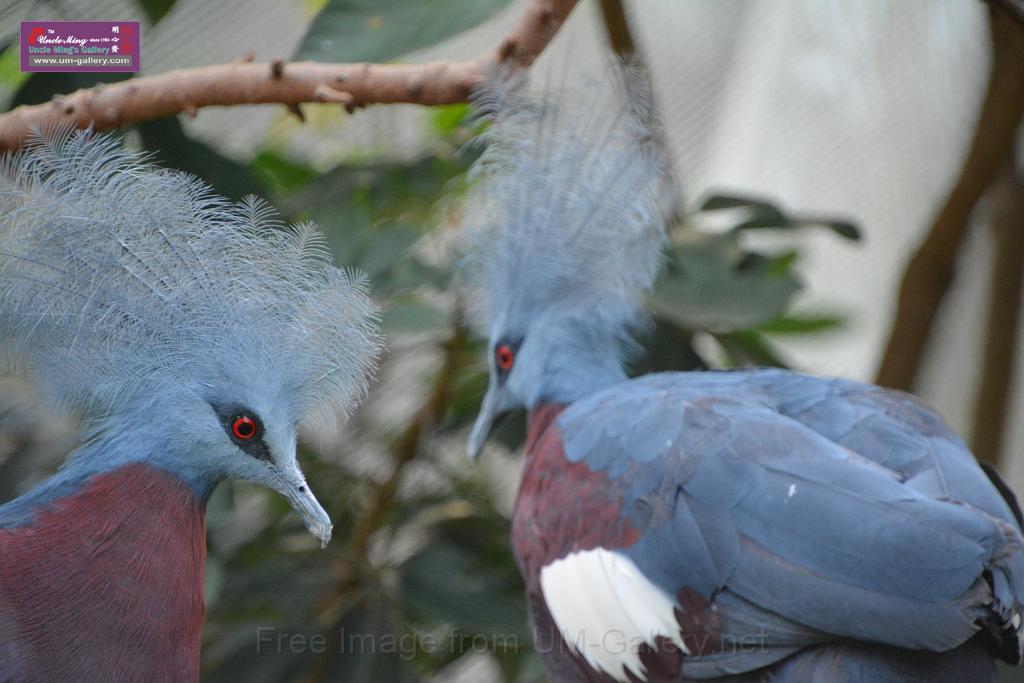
[459,65,670,352]
[0,127,381,432]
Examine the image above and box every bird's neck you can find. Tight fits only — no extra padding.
[526,344,627,408]
[0,436,219,527]
[526,403,568,454]
[0,462,206,679]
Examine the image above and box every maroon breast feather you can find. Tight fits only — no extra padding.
[513,404,642,575]
[0,463,206,681]
[513,405,728,683]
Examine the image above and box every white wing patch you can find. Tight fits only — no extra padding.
[539,547,687,682]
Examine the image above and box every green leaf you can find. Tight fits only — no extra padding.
[754,314,845,335]
[631,320,707,375]
[714,330,789,368]
[734,216,861,241]
[491,409,527,451]
[731,215,796,231]
[274,154,472,297]
[282,155,473,229]
[699,193,787,221]
[385,257,452,294]
[445,366,490,426]
[359,227,422,277]
[381,297,448,333]
[400,541,530,640]
[764,250,799,276]
[324,598,423,683]
[295,0,515,63]
[0,44,29,96]
[136,0,177,24]
[650,236,802,331]
[204,555,226,608]
[496,648,547,683]
[810,219,861,241]
[136,117,265,200]
[699,192,861,241]
[430,103,472,137]
[249,150,320,194]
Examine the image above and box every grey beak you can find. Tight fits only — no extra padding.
[467,385,501,460]
[271,466,333,548]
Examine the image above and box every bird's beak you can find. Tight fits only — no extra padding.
[270,464,333,548]
[468,384,502,461]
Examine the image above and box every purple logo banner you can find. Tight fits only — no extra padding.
[21,21,140,73]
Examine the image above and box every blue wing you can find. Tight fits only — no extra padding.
[555,369,1024,676]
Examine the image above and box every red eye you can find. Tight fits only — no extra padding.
[232,415,257,440]
[495,344,514,371]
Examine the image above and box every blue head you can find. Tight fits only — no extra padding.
[0,129,381,545]
[460,70,670,458]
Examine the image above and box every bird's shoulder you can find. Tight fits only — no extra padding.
[0,471,89,530]
[556,368,1019,525]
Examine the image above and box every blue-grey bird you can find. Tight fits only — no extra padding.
[460,71,1024,682]
[0,129,380,680]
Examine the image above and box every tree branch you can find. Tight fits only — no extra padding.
[970,157,1024,465]
[986,0,1024,27]
[597,0,638,56]
[874,8,1024,390]
[0,0,578,151]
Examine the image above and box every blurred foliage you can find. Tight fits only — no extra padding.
[647,193,857,370]
[138,117,266,199]
[295,0,515,62]
[0,43,28,101]
[699,193,860,241]
[135,0,178,25]
[3,21,857,683]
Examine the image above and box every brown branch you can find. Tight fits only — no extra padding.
[0,0,578,151]
[970,158,1024,465]
[597,0,638,56]
[986,0,1024,27]
[875,8,1024,390]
